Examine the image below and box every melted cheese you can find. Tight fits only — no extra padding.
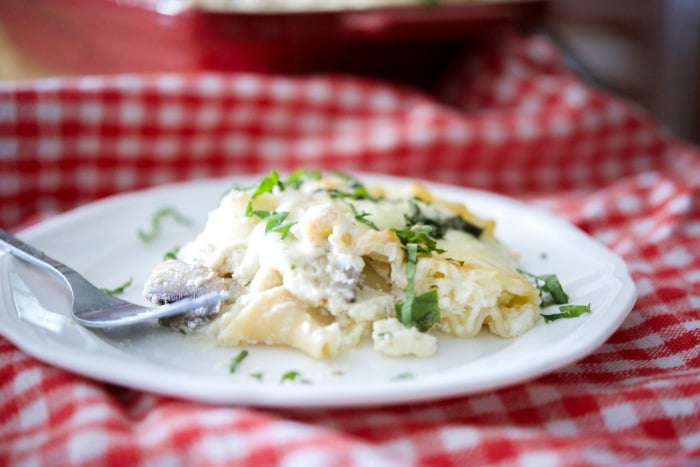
[174,172,540,358]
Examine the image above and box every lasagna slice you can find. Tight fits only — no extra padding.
[144,170,541,359]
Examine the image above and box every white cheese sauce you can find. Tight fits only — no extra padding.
[170,172,540,359]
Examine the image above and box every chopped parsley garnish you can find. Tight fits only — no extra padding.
[405,200,483,239]
[541,304,592,322]
[229,349,249,374]
[250,372,264,381]
[138,207,192,243]
[163,245,180,260]
[100,277,132,296]
[349,203,379,230]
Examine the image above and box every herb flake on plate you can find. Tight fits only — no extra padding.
[100,278,132,296]
[519,270,592,322]
[138,207,192,243]
[229,349,249,374]
[280,370,311,384]
[542,304,592,322]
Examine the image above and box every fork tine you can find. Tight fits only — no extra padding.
[0,228,66,273]
[72,290,232,328]
[2,228,232,329]
[1,228,75,293]
[1,227,109,308]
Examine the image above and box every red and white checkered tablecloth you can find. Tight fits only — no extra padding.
[1,34,699,466]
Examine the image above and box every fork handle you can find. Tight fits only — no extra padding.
[0,228,66,272]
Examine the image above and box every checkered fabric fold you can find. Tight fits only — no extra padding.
[1,34,699,466]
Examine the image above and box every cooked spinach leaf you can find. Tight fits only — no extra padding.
[404,200,482,239]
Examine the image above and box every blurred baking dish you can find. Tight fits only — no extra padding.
[0,0,544,80]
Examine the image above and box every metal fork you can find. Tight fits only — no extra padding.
[0,228,229,328]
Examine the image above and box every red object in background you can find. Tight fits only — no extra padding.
[0,0,544,85]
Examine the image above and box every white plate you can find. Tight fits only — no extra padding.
[0,173,636,408]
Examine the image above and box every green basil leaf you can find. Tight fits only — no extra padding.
[280,370,299,382]
[246,170,284,216]
[163,245,180,260]
[252,170,284,199]
[286,169,322,188]
[391,225,445,255]
[539,274,569,305]
[518,270,570,308]
[100,277,133,296]
[405,200,482,239]
[138,207,192,243]
[411,289,440,332]
[541,304,592,322]
[229,349,249,374]
[349,203,379,230]
[398,243,418,326]
[249,209,296,239]
[326,172,380,201]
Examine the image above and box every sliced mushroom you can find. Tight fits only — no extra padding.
[143,259,240,331]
